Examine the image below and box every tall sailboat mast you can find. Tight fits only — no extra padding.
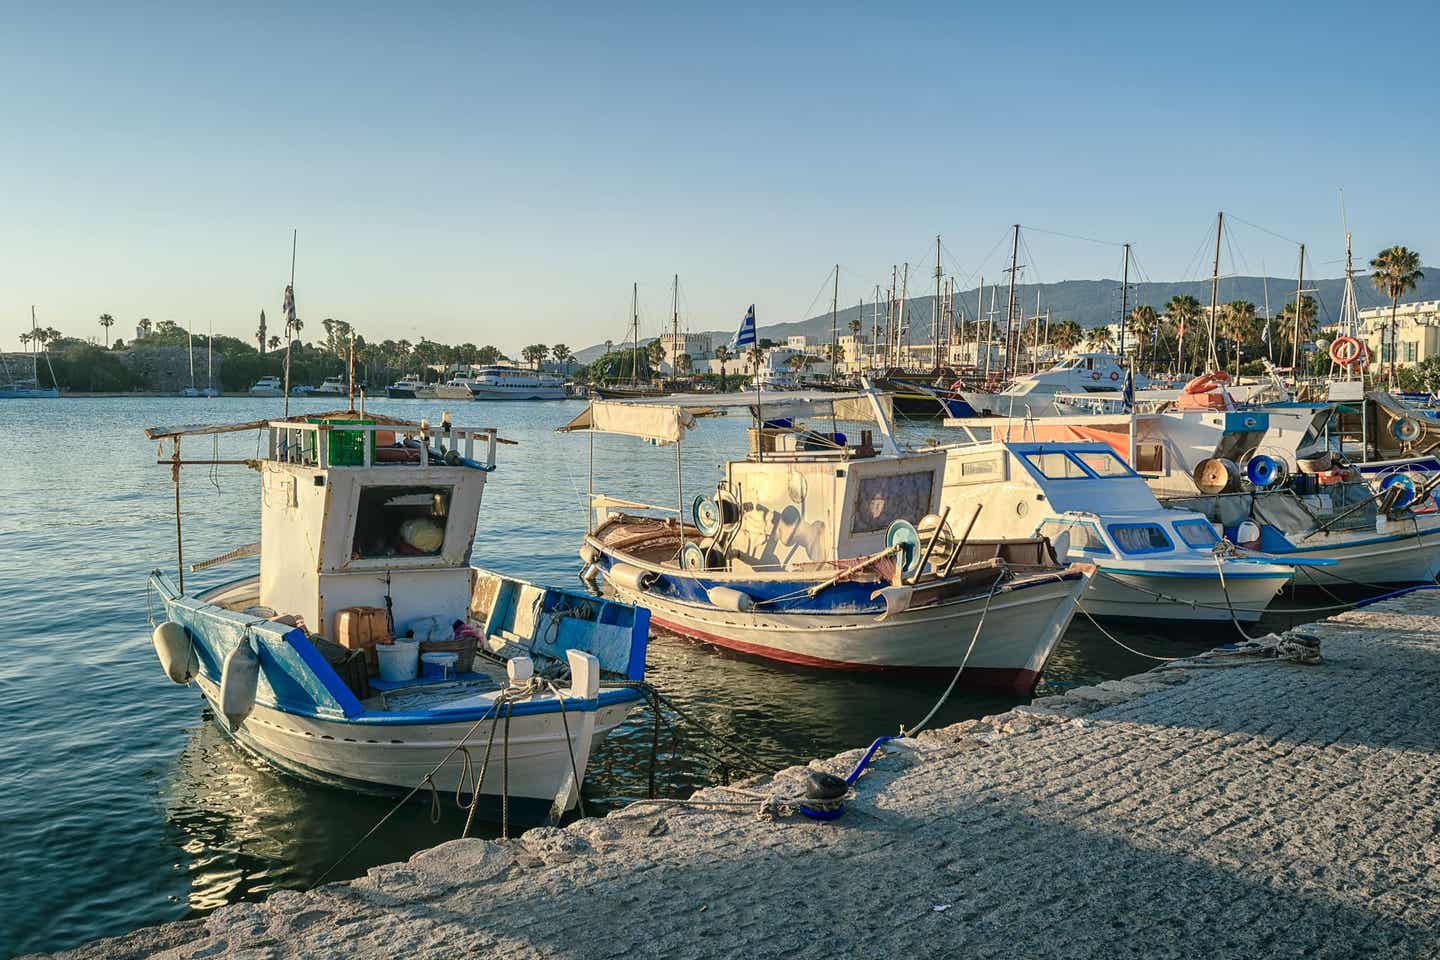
[1003,224,1020,380]
[1207,211,1223,372]
[1119,242,1131,367]
[671,274,679,387]
[1291,244,1305,388]
[829,264,839,384]
[933,235,942,370]
[630,282,639,388]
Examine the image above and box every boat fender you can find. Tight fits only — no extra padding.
[607,563,658,592]
[579,563,601,585]
[1393,417,1423,444]
[220,640,260,731]
[870,585,914,621]
[1235,520,1262,550]
[152,621,198,685]
[705,586,755,612]
[579,543,602,565]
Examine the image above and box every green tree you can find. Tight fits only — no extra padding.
[1084,326,1113,352]
[1127,305,1158,370]
[521,344,549,369]
[1163,295,1203,371]
[1220,300,1258,373]
[1370,245,1425,384]
[1274,295,1318,364]
[714,344,730,392]
[98,313,115,347]
[137,317,153,339]
[1050,320,1083,352]
[551,344,573,374]
[476,344,502,366]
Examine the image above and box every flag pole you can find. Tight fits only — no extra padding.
[754,308,762,463]
[282,229,297,419]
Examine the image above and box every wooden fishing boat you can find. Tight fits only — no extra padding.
[145,411,648,823]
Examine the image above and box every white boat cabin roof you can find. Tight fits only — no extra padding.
[941,440,1163,517]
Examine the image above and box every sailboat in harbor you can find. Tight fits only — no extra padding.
[180,317,220,398]
[1,307,61,399]
[596,282,669,400]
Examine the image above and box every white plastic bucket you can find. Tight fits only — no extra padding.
[376,639,419,682]
[421,651,458,680]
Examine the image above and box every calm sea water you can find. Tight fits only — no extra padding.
[0,396,1324,957]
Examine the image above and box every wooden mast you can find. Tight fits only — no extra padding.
[630,282,639,388]
[1119,242,1131,368]
[933,235,942,371]
[1291,244,1305,388]
[1004,224,1020,380]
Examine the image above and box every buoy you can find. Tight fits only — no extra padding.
[1380,473,1418,510]
[1193,457,1241,495]
[220,640,260,731]
[579,563,601,585]
[606,563,658,592]
[1329,336,1368,368]
[706,586,755,612]
[152,621,197,684]
[886,520,924,580]
[1392,417,1423,444]
[680,543,708,570]
[1245,454,1287,488]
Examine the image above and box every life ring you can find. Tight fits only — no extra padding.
[1110,371,1120,381]
[1183,371,1230,395]
[1392,417,1424,444]
[1090,371,1101,381]
[1329,336,1368,368]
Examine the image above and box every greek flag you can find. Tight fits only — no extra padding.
[732,305,756,349]
[282,284,297,325]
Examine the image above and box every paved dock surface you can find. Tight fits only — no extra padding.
[36,594,1440,959]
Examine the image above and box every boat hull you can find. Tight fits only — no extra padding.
[603,569,1087,694]
[470,386,567,401]
[192,674,632,811]
[1280,524,1440,587]
[1084,566,1290,623]
[0,387,60,398]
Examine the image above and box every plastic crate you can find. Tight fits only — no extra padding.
[309,418,376,466]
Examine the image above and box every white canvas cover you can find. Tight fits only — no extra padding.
[557,401,698,444]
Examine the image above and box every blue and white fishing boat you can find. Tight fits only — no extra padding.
[931,441,1296,622]
[560,389,1092,694]
[145,411,649,822]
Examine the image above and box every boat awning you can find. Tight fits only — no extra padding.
[556,390,891,444]
[145,410,422,441]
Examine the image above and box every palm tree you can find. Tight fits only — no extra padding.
[551,344,573,375]
[646,339,666,372]
[137,317,153,339]
[522,344,549,370]
[1221,301,1258,372]
[268,335,281,351]
[1163,295,1202,372]
[1275,295,1317,364]
[19,330,33,353]
[1370,245,1425,384]
[1050,320,1083,353]
[1127,305,1157,370]
[1085,326,1113,352]
[714,344,730,392]
[748,345,764,382]
[98,313,115,347]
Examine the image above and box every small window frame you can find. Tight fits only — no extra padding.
[1106,522,1175,556]
[1037,518,1113,557]
[1172,518,1220,549]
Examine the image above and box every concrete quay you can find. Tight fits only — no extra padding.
[36,594,1440,959]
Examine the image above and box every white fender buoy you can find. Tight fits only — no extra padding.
[870,585,914,621]
[220,641,260,731]
[706,586,756,612]
[152,621,198,684]
[1235,520,1262,550]
[579,563,601,585]
[579,543,602,565]
[607,563,658,592]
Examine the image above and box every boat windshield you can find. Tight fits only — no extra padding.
[352,486,453,559]
[1173,518,1220,549]
[1107,522,1174,555]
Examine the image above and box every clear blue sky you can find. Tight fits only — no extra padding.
[3,2,1435,353]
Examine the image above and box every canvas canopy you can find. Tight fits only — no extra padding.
[556,391,893,444]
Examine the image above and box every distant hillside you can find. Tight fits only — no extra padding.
[573,271,1440,362]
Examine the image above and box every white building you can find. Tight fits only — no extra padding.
[1357,300,1440,367]
[657,332,712,367]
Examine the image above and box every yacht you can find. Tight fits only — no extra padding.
[386,375,424,399]
[957,353,1150,417]
[464,366,566,401]
[247,377,284,398]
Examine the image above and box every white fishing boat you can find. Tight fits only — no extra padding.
[930,441,1295,622]
[560,389,1092,694]
[310,375,348,396]
[144,411,649,823]
[386,375,424,399]
[248,376,284,398]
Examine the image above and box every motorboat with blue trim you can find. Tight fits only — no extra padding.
[930,441,1295,622]
[559,389,1092,694]
[144,409,649,822]
[956,353,1151,417]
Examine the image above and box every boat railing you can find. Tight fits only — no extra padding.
[266,420,498,470]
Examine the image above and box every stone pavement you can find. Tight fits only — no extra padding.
[36,595,1440,959]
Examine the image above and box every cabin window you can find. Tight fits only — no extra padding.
[947,453,1003,486]
[1173,518,1220,549]
[352,485,453,559]
[1037,519,1111,557]
[1135,442,1164,474]
[1024,452,1089,479]
[1073,451,1133,477]
[1107,522,1174,555]
[850,471,934,534]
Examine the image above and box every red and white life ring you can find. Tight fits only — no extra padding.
[1328,336,1369,368]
